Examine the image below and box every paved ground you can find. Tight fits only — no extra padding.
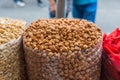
[96,0,120,33]
[0,0,120,33]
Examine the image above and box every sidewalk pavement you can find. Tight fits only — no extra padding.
[0,0,120,33]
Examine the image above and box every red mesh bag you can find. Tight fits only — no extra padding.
[101,28,120,80]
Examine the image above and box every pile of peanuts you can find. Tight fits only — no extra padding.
[24,19,101,52]
[0,18,25,44]
[23,18,102,80]
[0,18,26,80]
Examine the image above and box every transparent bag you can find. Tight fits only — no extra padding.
[0,36,26,80]
[24,41,102,80]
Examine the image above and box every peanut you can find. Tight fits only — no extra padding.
[23,18,102,80]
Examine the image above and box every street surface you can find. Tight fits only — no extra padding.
[0,0,120,33]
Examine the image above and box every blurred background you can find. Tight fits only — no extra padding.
[0,0,120,33]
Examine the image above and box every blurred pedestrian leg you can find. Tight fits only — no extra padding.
[14,0,25,7]
[37,0,42,4]
[37,0,45,7]
[49,0,72,18]
[72,0,97,23]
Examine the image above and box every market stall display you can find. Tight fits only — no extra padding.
[0,18,26,80]
[23,18,102,80]
[101,28,120,80]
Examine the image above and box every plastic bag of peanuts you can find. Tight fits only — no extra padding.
[23,18,102,80]
[0,18,26,80]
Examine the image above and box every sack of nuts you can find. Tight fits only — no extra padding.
[23,18,102,80]
[0,18,26,80]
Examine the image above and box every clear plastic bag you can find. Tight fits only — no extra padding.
[24,41,102,80]
[0,36,26,80]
